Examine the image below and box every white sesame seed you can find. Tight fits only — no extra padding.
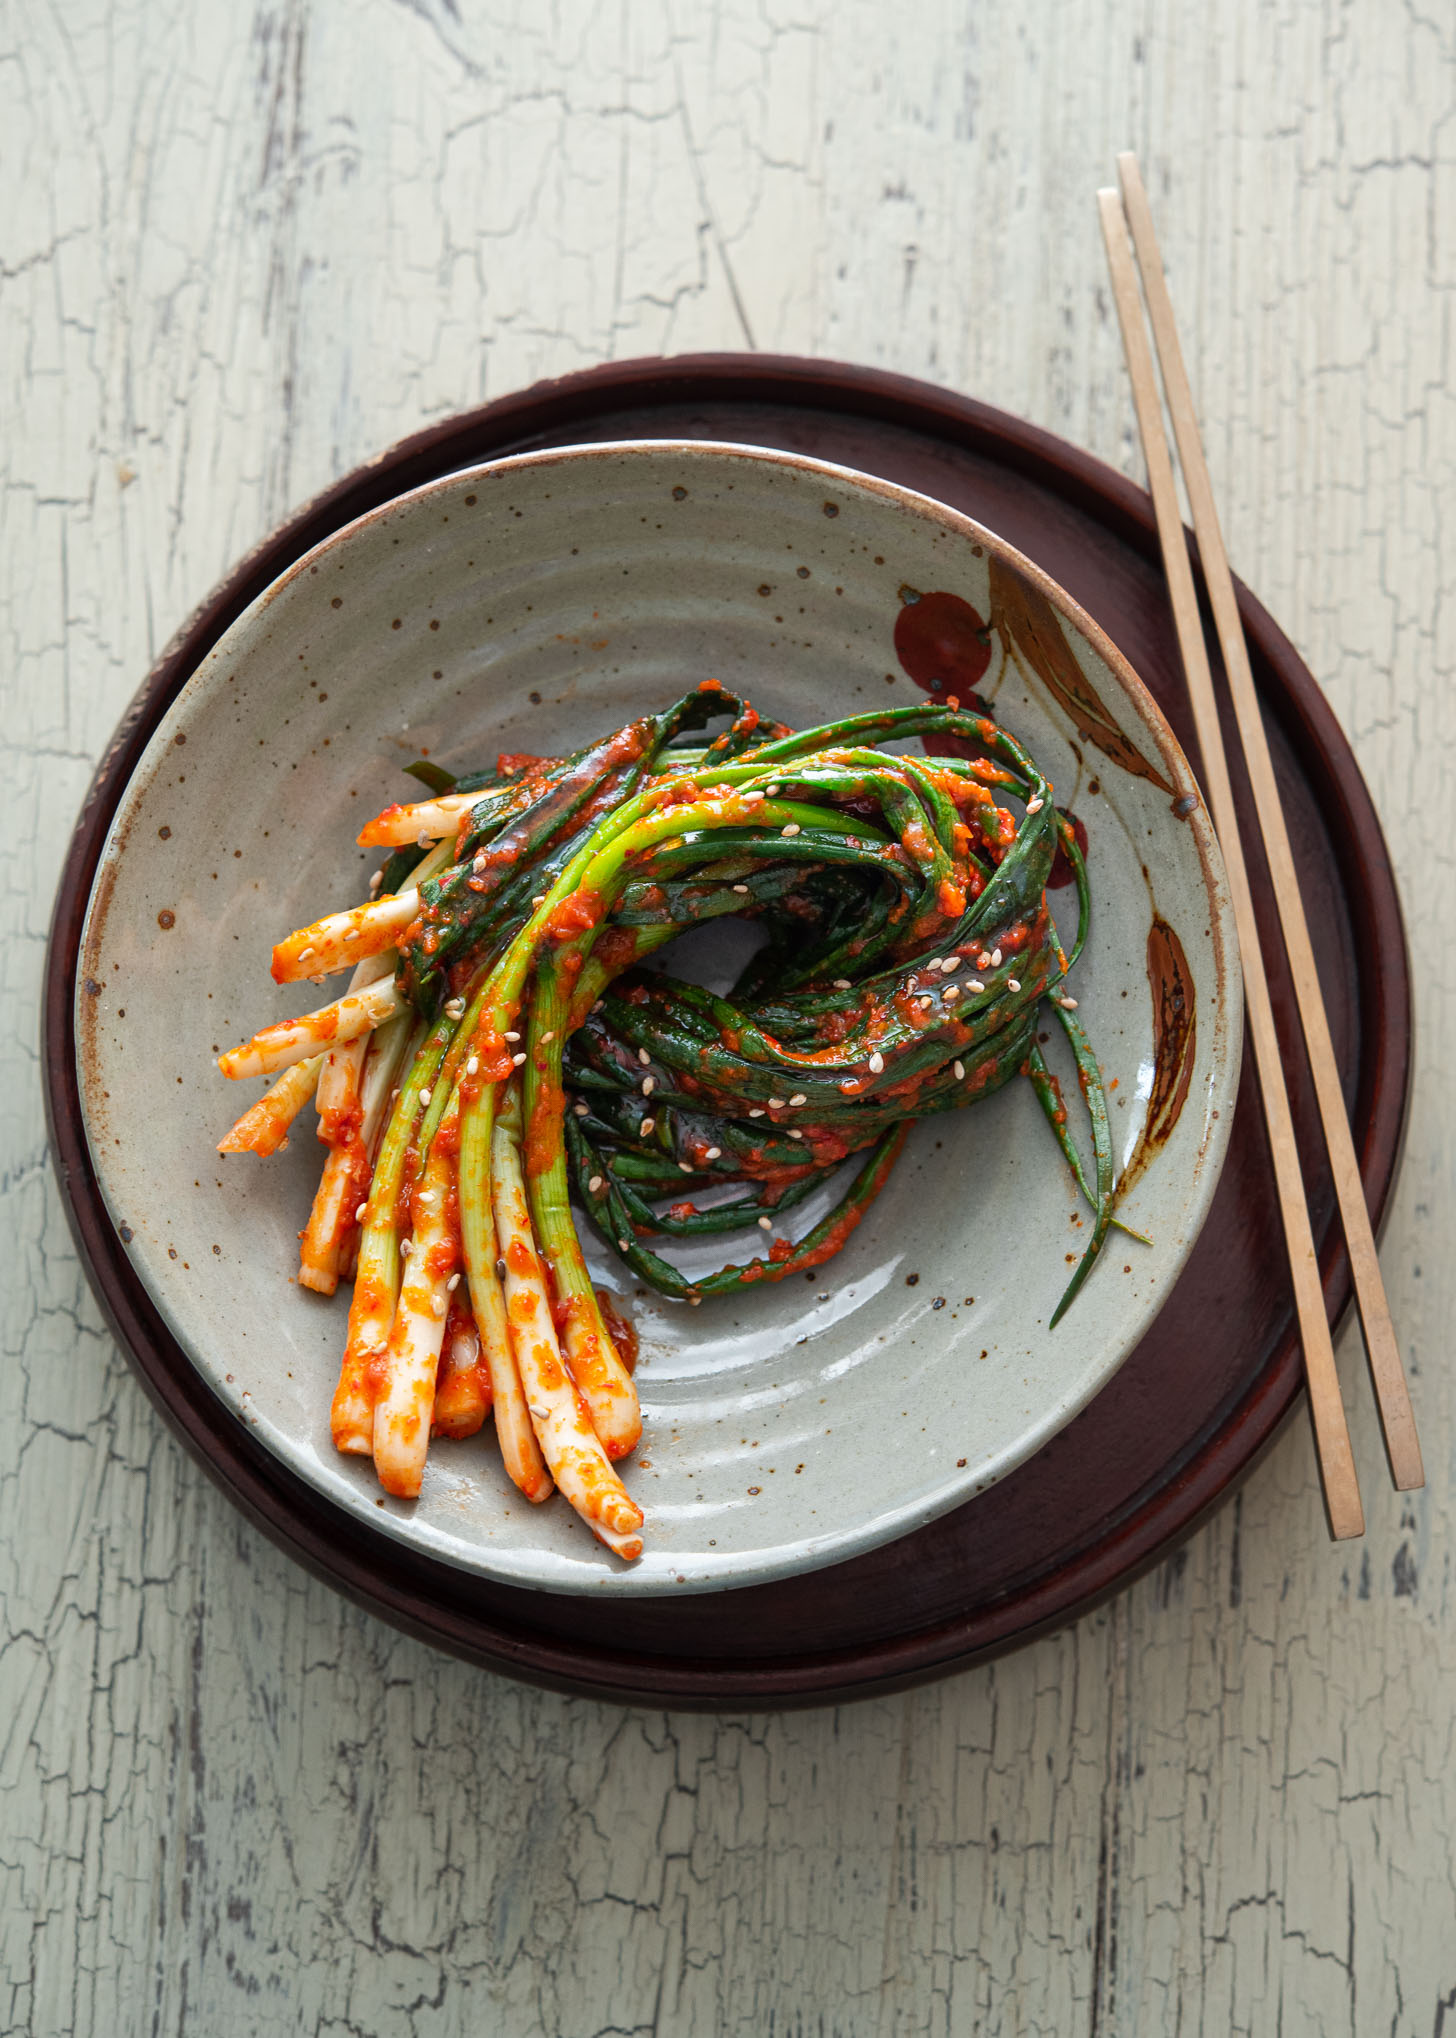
[541,1029,555,1043]
[368,872,382,893]
[637,1047,651,1065]
[642,1076,655,1095]
[529,1404,551,1422]
[789,1092,807,1106]
[532,894,546,907]
[769,1098,786,1110]
[343,927,358,942]
[705,1146,721,1160]
[788,1129,804,1139]
[434,1296,448,1317]
[968,979,985,993]
[944,985,960,1001]
[444,997,464,1018]
[679,1161,694,1172]
[941,956,961,974]
[688,1295,702,1306]
[781,822,801,836]
[765,784,781,794]
[588,1175,604,1193]
[400,1239,413,1257]
[868,1052,884,1073]
[991,948,1003,966]
[298,947,315,963]
[419,1087,432,1107]
[1059,995,1079,1009]
[512,1052,526,1066]
[749,1108,765,1118]
[976,954,991,969]
[732,883,750,894]
[833,978,852,989]
[355,1203,368,1222]
[447,1273,461,1291]
[1026,796,1043,813]
[466,1056,479,1076]
[1008,978,1021,992]
[954,1060,966,1080]
[841,1079,860,1092]
[574,1101,590,1115]
[618,1238,631,1252]
[917,996,933,1010]
[417,831,433,848]
[473,851,487,872]
[640,1117,655,1135]
[758,1217,773,1231]
[505,1030,520,1042]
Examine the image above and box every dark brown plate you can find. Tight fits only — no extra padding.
[43,355,1410,1708]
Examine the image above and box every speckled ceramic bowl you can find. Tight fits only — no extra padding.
[75,441,1240,1596]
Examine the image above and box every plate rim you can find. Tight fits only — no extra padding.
[42,353,1412,1703]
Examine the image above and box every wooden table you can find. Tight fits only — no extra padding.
[6,5,1451,2030]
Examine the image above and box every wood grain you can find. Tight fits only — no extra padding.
[4,3,1453,2033]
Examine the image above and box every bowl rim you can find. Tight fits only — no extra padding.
[74,433,1242,1597]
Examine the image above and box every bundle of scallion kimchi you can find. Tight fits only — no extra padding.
[216,682,1114,1560]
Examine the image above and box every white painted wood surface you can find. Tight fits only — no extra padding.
[4,3,1452,2030]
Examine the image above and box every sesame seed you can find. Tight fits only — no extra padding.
[869,1052,884,1073]
[688,1295,702,1306]
[916,995,933,1010]
[976,954,991,969]
[788,1129,804,1139]
[434,1296,448,1318]
[679,1162,694,1173]
[298,947,315,962]
[705,1146,722,1160]
[400,1239,413,1257]
[1027,795,1043,813]
[749,1108,765,1118]
[732,883,750,894]
[466,1056,479,1076]
[588,1175,604,1193]
[444,997,464,1018]
[767,1097,785,1110]
[419,1088,432,1107]
[841,1079,860,1092]
[473,851,487,872]
[343,927,358,942]
[618,1238,631,1252]
[574,1102,589,1115]
[781,822,801,836]
[642,1076,655,1095]
[833,978,852,989]
[968,979,985,993]
[541,1029,555,1043]
[758,1217,773,1231]
[355,1203,368,1222]
[789,1092,807,1106]
[417,831,433,848]
[944,985,960,1001]
[368,872,382,893]
[1008,978,1021,992]
[765,783,781,794]
[1059,995,1079,1009]
[505,1030,520,1042]
[637,1048,651,1065]
[941,956,961,974]
[512,1052,526,1066]
[640,1117,655,1135]
[447,1273,461,1291]
[532,894,546,907]
[992,948,1003,966]
[954,1060,966,1079]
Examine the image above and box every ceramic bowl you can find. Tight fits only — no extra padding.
[75,440,1241,1596]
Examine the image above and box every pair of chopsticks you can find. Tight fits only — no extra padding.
[1098,154,1422,1540]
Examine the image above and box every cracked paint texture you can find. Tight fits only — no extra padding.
[2,1,1454,2033]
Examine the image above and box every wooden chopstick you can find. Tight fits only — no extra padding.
[1097,183,1365,1539]
[1112,153,1422,1497]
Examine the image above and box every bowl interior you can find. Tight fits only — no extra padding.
[75,441,1239,1595]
